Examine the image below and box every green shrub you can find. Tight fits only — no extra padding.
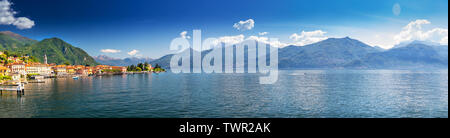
[0,75,12,80]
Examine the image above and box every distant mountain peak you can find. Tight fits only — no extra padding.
[322,37,356,42]
[0,31,35,41]
[94,55,154,66]
[42,37,65,42]
[315,37,372,48]
[39,37,75,47]
[94,55,120,60]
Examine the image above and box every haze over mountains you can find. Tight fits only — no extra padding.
[93,55,154,66]
[150,37,448,69]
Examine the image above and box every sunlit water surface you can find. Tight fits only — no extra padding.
[0,70,447,118]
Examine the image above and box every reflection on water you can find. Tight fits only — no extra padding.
[0,70,447,118]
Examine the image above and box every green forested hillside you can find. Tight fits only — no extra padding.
[0,31,99,66]
[0,31,37,51]
[23,38,99,65]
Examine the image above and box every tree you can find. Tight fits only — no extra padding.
[130,64,136,71]
[3,51,9,57]
[64,61,71,65]
[137,63,144,71]
[152,64,165,72]
[0,54,6,61]
[0,75,12,80]
[136,67,142,72]
[144,62,149,71]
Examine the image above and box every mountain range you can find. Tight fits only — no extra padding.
[149,37,448,69]
[93,55,154,66]
[0,31,99,65]
[1,31,447,69]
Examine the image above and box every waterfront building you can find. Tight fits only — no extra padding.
[66,66,76,74]
[95,65,112,74]
[76,69,88,76]
[96,65,112,70]
[48,63,56,75]
[74,65,85,70]
[8,62,27,76]
[54,65,67,76]
[85,67,93,75]
[26,63,52,76]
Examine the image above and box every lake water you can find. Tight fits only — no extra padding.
[0,70,447,118]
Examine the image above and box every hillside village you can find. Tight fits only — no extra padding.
[0,50,157,83]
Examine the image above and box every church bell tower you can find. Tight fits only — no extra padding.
[44,54,48,64]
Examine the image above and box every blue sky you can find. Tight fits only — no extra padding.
[0,0,448,59]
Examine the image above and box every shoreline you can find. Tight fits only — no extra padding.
[0,71,166,85]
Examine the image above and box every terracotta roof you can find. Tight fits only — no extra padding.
[26,63,49,67]
[9,62,26,65]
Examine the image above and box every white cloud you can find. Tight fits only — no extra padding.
[180,31,191,39]
[213,34,288,48]
[127,49,139,56]
[247,35,288,47]
[100,49,121,53]
[289,30,328,46]
[233,19,255,31]
[215,34,245,45]
[258,32,268,35]
[0,0,34,29]
[394,19,448,45]
[247,35,268,42]
[211,30,328,48]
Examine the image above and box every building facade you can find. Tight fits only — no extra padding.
[26,63,52,76]
[8,62,27,76]
[54,65,67,76]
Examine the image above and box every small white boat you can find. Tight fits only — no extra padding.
[72,76,79,80]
